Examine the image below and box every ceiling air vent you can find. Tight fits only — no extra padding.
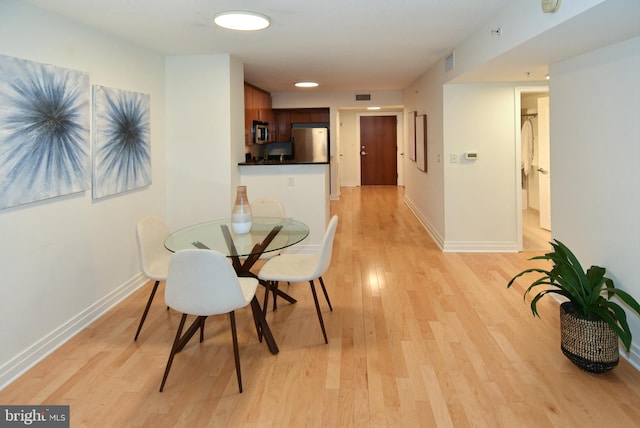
[355,94,371,101]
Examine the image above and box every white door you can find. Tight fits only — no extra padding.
[537,96,551,231]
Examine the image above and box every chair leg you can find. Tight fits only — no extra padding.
[160,313,188,392]
[200,317,205,342]
[262,281,271,316]
[229,311,243,393]
[318,277,333,311]
[134,280,160,341]
[272,281,279,311]
[309,280,328,344]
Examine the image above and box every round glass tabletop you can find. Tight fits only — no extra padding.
[164,217,309,257]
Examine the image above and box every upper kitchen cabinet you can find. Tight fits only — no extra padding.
[272,108,330,142]
[244,83,273,144]
[290,108,329,124]
[274,109,291,142]
[252,87,273,123]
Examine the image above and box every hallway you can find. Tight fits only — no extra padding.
[523,208,551,251]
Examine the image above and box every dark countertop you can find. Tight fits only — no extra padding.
[239,159,329,166]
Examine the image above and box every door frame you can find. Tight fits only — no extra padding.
[514,85,549,251]
[355,111,404,186]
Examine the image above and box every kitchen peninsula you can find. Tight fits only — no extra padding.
[239,162,330,252]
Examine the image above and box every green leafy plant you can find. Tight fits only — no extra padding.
[507,239,640,352]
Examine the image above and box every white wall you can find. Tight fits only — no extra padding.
[337,110,359,187]
[551,37,640,363]
[442,83,521,251]
[401,0,633,252]
[402,60,447,247]
[403,74,545,252]
[165,54,245,230]
[0,0,166,388]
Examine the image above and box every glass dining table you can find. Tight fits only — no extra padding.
[163,217,310,355]
[164,217,309,274]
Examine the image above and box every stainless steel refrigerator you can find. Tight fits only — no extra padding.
[291,127,329,163]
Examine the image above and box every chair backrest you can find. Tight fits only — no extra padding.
[136,216,172,280]
[314,215,339,278]
[251,198,286,218]
[165,249,254,316]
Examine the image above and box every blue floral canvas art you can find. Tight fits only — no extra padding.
[92,85,151,199]
[0,55,89,210]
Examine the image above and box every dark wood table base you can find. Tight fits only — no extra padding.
[173,223,290,355]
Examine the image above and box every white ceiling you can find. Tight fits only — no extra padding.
[23,0,511,92]
[22,0,640,93]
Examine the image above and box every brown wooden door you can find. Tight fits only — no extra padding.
[360,116,397,185]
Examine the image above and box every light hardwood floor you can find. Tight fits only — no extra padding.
[2,186,640,427]
[522,208,551,251]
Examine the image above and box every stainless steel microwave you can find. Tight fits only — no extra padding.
[253,121,269,144]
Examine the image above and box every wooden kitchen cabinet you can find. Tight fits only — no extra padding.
[252,87,272,123]
[309,109,330,123]
[274,110,291,142]
[271,107,330,142]
[289,110,310,123]
[244,84,254,145]
[290,108,330,124]
[244,82,273,144]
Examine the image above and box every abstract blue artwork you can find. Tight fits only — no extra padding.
[92,85,151,199]
[0,55,89,210]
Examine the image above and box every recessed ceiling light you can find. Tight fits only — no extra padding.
[213,11,270,31]
[295,81,319,88]
[367,106,381,110]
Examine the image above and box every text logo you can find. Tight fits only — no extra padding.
[0,406,69,427]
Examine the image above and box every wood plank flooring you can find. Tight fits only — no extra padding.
[522,208,551,251]
[2,186,639,427]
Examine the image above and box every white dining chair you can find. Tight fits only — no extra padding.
[134,215,172,341]
[159,249,259,393]
[258,215,338,344]
[249,198,289,311]
[251,197,286,219]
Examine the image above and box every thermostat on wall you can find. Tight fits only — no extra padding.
[465,152,478,160]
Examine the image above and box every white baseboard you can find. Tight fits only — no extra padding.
[625,343,640,371]
[443,240,520,252]
[0,274,147,391]
[403,197,444,249]
[403,197,519,253]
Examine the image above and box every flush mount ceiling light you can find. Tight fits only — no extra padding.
[367,106,381,110]
[213,11,270,31]
[295,81,319,88]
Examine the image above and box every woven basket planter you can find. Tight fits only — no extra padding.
[560,302,619,373]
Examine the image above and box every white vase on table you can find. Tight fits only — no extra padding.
[231,186,252,234]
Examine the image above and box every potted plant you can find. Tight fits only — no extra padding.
[507,239,640,373]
